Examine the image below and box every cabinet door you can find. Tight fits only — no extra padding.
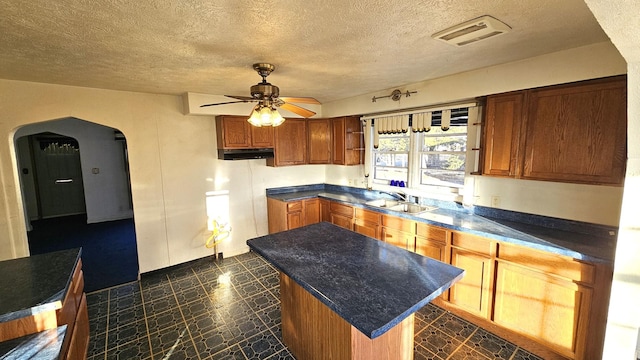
[287,211,303,230]
[251,125,274,148]
[216,116,252,149]
[308,119,332,164]
[415,236,445,261]
[449,248,493,318]
[523,78,626,185]
[332,116,363,165]
[320,199,331,222]
[354,220,378,239]
[482,92,523,177]
[269,119,308,166]
[332,117,346,165]
[381,227,411,250]
[303,199,320,225]
[330,213,353,230]
[493,261,592,358]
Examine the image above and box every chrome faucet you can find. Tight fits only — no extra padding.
[378,191,407,202]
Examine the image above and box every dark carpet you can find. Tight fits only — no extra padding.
[28,214,138,292]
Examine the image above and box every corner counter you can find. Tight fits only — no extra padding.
[0,248,88,360]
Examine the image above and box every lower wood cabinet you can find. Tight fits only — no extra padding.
[329,202,354,230]
[448,247,494,319]
[353,208,381,239]
[415,222,447,262]
[267,198,321,233]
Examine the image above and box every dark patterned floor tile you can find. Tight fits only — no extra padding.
[239,329,285,360]
[152,338,198,360]
[226,270,258,286]
[189,256,219,273]
[90,314,108,336]
[257,273,279,289]
[268,286,280,299]
[265,348,296,360]
[87,330,107,357]
[170,274,202,292]
[110,304,146,326]
[87,289,110,306]
[448,344,491,360]
[144,293,178,315]
[146,307,186,333]
[223,312,269,341]
[140,271,170,289]
[243,291,279,312]
[255,304,281,330]
[195,268,223,283]
[107,319,149,348]
[468,328,517,359]
[431,312,477,341]
[149,324,191,356]
[87,301,110,320]
[105,336,151,360]
[416,303,446,325]
[247,264,277,279]
[187,310,226,338]
[173,283,209,304]
[141,283,174,302]
[166,263,196,281]
[203,344,247,360]
[242,256,269,269]
[414,327,462,359]
[234,251,260,263]
[233,279,268,298]
[109,292,143,313]
[215,258,247,274]
[414,344,444,360]
[192,327,239,358]
[109,282,141,298]
[216,297,255,321]
[511,348,545,360]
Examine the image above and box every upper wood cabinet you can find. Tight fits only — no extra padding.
[267,118,308,166]
[483,92,524,177]
[307,119,332,164]
[216,116,274,149]
[481,76,627,185]
[333,116,363,165]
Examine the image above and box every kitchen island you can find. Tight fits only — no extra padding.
[247,222,464,360]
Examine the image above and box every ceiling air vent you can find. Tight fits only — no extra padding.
[432,15,511,46]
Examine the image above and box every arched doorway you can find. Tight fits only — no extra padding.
[14,117,138,292]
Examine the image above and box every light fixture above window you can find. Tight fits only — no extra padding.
[247,103,285,127]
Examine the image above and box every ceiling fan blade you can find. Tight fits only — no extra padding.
[225,95,255,101]
[200,100,253,107]
[279,102,316,118]
[279,96,321,105]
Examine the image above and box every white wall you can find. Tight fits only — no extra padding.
[322,41,627,226]
[14,118,132,224]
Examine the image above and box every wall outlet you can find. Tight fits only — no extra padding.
[491,196,501,207]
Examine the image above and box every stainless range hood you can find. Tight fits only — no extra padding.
[218,148,274,160]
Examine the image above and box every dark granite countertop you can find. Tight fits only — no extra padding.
[266,184,616,264]
[247,222,465,339]
[0,325,66,359]
[0,248,81,324]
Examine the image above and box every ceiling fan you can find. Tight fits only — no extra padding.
[200,63,320,126]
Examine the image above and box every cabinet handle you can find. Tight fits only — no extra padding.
[55,179,73,184]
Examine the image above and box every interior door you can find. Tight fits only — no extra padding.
[33,135,87,218]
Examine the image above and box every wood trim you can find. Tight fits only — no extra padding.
[280,272,414,360]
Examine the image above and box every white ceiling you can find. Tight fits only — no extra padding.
[0,0,609,103]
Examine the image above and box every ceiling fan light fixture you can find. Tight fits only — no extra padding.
[247,104,285,127]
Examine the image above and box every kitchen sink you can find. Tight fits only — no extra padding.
[364,199,401,208]
[365,199,437,214]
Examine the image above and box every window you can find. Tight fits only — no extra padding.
[371,107,470,192]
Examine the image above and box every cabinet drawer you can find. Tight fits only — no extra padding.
[498,243,595,284]
[451,232,493,256]
[382,215,415,233]
[287,201,302,212]
[355,208,380,224]
[416,223,448,242]
[330,202,353,218]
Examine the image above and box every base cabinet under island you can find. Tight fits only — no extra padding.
[267,197,613,359]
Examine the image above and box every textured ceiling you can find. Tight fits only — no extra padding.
[0,0,609,103]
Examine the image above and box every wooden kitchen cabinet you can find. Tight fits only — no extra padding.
[482,76,627,185]
[333,116,364,165]
[267,198,320,233]
[329,202,354,230]
[522,77,626,185]
[380,214,415,250]
[267,119,307,166]
[353,208,381,239]
[307,119,332,164]
[216,116,274,149]
[448,232,495,319]
[320,199,331,222]
[415,222,448,262]
[482,92,523,177]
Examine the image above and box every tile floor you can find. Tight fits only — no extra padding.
[86,251,543,360]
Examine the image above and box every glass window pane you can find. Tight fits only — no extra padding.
[422,126,468,152]
[420,153,465,186]
[378,134,410,151]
